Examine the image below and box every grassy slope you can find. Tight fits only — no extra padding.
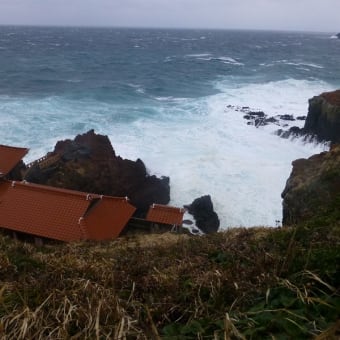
[0,215,339,339]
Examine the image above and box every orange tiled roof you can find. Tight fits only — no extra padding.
[0,180,136,242]
[0,145,28,176]
[146,204,184,226]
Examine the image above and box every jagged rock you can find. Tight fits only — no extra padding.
[276,126,303,139]
[25,130,170,215]
[184,195,220,233]
[279,114,295,121]
[297,115,307,120]
[265,117,279,124]
[303,90,340,143]
[281,144,340,225]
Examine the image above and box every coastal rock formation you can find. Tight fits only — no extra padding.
[25,130,170,215]
[337,33,340,39]
[235,90,340,144]
[303,90,340,143]
[184,195,220,233]
[281,144,340,225]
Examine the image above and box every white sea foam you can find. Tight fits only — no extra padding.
[185,53,212,58]
[153,96,188,102]
[214,57,244,65]
[107,78,332,227]
[186,54,243,66]
[260,60,324,69]
[0,79,334,228]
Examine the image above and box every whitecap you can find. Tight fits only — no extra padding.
[181,38,198,41]
[153,96,188,102]
[128,83,146,94]
[185,53,212,58]
[215,56,244,66]
[272,60,324,69]
[67,79,82,83]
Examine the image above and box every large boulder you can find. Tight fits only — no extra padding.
[25,130,170,215]
[185,195,220,233]
[281,144,340,225]
[303,90,340,143]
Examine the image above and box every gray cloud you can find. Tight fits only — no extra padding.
[0,0,339,32]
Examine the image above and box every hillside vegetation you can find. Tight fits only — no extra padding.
[0,210,339,339]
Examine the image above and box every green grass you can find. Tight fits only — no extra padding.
[0,215,339,339]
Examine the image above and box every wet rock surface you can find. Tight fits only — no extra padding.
[303,90,340,144]
[228,105,297,129]
[25,130,170,216]
[184,195,220,234]
[281,144,340,225]
[229,89,340,144]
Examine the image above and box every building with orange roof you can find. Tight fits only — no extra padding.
[0,143,183,242]
[0,143,136,241]
[146,204,185,230]
[0,180,135,242]
[0,144,28,177]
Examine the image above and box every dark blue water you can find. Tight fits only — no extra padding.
[0,27,339,100]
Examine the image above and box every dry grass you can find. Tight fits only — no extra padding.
[0,221,339,339]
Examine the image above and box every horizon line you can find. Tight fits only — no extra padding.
[0,23,336,35]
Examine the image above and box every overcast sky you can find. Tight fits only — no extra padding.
[0,0,339,32]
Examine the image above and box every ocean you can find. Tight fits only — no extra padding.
[1,26,340,227]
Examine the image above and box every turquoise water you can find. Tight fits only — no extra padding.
[1,27,339,226]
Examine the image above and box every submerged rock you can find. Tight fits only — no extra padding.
[184,195,220,233]
[281,144,340,225]
[25,130,170,215]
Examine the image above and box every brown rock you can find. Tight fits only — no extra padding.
[25,130,170,215]
[303,90,340,143]
[281,144,340,225]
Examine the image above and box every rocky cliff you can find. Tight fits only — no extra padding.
[25,130,170,215]
[281,144,340,225]
[303,90,340,143]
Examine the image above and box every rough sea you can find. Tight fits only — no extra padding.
[1,26,340,227]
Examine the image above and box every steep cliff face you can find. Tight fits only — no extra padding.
[281,144,340,225]
[303,90,340,143]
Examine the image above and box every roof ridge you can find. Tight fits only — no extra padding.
[9,180,102,199]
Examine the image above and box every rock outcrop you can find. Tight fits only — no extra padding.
[281,144,340,225]
[303,90,340,144]
[25,130,170,215]
[184,195,220,233]
[337,33,340,39]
